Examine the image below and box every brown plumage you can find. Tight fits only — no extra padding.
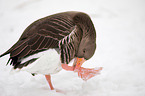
[0,11,96,70]
[0,11,102,91]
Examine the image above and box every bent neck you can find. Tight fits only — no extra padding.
[72,12,96,42]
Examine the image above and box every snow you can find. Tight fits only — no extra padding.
[0,0,145,96]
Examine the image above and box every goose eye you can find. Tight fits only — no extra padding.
[83,49,86,53]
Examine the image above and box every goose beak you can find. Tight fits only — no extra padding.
[73,58,85,71]
[61,57,102,81]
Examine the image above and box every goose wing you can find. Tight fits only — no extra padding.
[0,14,76,68]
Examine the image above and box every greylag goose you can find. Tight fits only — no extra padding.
[0,11,102,91]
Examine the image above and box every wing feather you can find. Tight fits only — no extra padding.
[28,35,40,45]
[31,36,44,50]
[12,15,75,59]
[44,38,53,48]
[18,46,31,58]
[1,12,79,68]
[10,42,28,57]
[38,37,49,49]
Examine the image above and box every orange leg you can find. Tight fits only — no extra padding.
[45,75,54,90]
[61,64,74,71]
[61,57,102,81]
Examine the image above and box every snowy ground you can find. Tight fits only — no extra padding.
[0,0,145,96]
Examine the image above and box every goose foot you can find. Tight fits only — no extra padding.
[75,67,103,81]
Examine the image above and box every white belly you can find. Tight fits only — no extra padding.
[20,49,62,75]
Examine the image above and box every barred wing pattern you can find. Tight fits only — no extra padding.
[2,14,79,69]
[59,26,76,64]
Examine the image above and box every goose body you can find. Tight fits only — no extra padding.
[1,11,83,69]
[21,49,61,75]
[0,11,102,91]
